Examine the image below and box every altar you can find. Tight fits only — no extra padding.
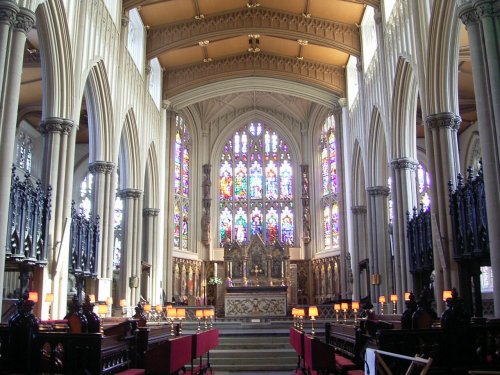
[222,235,290,317]
[225,286,288,317]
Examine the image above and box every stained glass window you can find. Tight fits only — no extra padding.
[79,173,93,220]
[173,115,191,251]
[320,115,340,249]
[15,131,32,172]
[219,122,294,245]
[113,170,123,271]
[416,163,431,211]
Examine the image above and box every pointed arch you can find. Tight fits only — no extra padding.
[426,1,461,115]
[118,110,141,189]
[391,57,418,159]
[368,107,389,186]
[84,61,114,162]
[36,0,74,119]
[351,140,366,206]
[144,142,159,209]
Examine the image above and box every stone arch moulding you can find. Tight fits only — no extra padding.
[391,57,418,160]
[36,0,74,120]
[351,140,366,207]
[84,61,115,163]
[144,143,159,210]
[368,107,389,187]
[118,109,141,190]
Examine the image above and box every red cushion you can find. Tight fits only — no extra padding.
[335,355,357,372]
[115,369,146,375]
[346,370,364,375]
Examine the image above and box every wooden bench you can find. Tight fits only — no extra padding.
[302,333,360,375]
[189,328,219,375]
[325,323,367,369]
[290,327,305,372]
[145,334,193,375]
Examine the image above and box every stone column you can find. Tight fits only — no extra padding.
[366,186,391,312]
[117,188,142,307]
[0,5,34,311]
[0,1,18,101]
[351,205,367,301]
[425,113,461,313]
[88,161,115,296]
[390,157,418,312]
[143,208,160,303]
[459,0,500,318]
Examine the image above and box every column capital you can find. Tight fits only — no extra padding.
[143,208,160,217]
[366,186,390,196]
[476,1,500,18]
[390,157,419,170]
[425,112,461,131]
[89,161,115,175]
[351,205,367,214]
[117,188,142,199]
[39,117,64,134]
[338,97,348,108]
[61,119,75,134]
[459,3,481,25]
[14,8,35,35]
[121,15,129,28]
[0,1,19,27]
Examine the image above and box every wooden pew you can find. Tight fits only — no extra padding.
[145,334,193,375]
[325,323,367,368]
[290,327,305,372]
[190,328,219,374]
[303,333,359,375]
[136,323,175,368]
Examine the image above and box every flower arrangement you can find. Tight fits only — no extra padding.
[207,276,222,286]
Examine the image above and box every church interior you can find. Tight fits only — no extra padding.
[0,0,499,373]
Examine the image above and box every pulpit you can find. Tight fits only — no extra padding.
[223,235,289,317]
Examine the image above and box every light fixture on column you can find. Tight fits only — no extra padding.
[196,309,203,332]
[334,304,340,323]
[442,290,453,301]
[144,303,152,320]
[351,301,359,324]
[292,308,297,328]
[45,293,54,320]
[297,308,305,330]
[379,296,386,315]
[98,304,108,333]
[341,303,348,323]
[167,307,176,336]
[404,292,411,301]
[155,304,163,321]
[308,306,318,335]
[120,299,127,317]
[28,291,39,303]
[176,308,186,334]
[203,309,211,329]
[390,294,398,314]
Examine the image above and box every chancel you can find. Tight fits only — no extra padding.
[0,0,499,373]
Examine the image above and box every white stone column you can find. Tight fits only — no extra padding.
[459,0,500,318]
[366,186,391,312]
[351,205,367,301]
[390,157,418,312]
[0,5,34,311]
[425,113,461,313]
[143,208,160,304]
[117,188,142,307]
[0,1,18,103]
[88,161,115,291]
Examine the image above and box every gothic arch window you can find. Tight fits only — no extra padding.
[346,56,359,108]
[361,6,377,71]
[384,0,397,21]
[79,172,93,220]
[173,115,191,252]
[468,138,482,173]
[218,122,294,245]
[15,131,32,172]
[320,115,339,250]
[114,169,123,271]
[148,58,162,110]
[416,163,431,210]
[127,8,145,74]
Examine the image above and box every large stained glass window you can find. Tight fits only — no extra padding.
[320,115,339,249]
[173,115,191,251]
[219,122,294,245]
